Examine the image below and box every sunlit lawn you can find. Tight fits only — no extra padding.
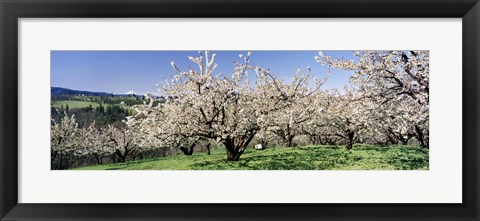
[73,144,429,170]
[51,100,105,109]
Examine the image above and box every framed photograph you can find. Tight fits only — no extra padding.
[1,0,478,220]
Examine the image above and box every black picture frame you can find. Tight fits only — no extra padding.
[1,0,479,220]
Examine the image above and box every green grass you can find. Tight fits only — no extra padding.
[51,100,104,109]
[73,144,429,170]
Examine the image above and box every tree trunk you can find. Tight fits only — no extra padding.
[415,125,428,148]
[180,143,195,155]
[345,131,355,150]
[261,140,269,149]
[51,150,58,162]
[58,153,68,170]
[399,136,409,145]
[284,135,294,147]
[115,149,127,162]
[226,149,242,161]
[346,141,353,150]
[179,147,191,155]
[95,154,103,165]
[223,132,256,161]
[206,143,211,155]
[224,138,240,161]
[310,136,316,145]
[311,135,322,145]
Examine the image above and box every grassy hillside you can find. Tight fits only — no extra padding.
[51,100,104,109]
[74,144,429,170]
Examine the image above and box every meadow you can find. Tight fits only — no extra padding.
[74,144,429,170]
[51,100,104,109]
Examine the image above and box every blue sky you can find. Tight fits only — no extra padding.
[51,50,357,95]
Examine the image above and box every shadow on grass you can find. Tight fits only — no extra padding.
[191,149,343,170]
[75,145,429,170]
[190,145,429,170]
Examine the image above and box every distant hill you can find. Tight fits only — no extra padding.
[51,87,143,97]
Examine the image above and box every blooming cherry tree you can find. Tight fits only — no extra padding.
[51,111,79,161]
[316,51,429,148]
[143,51,323,160]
